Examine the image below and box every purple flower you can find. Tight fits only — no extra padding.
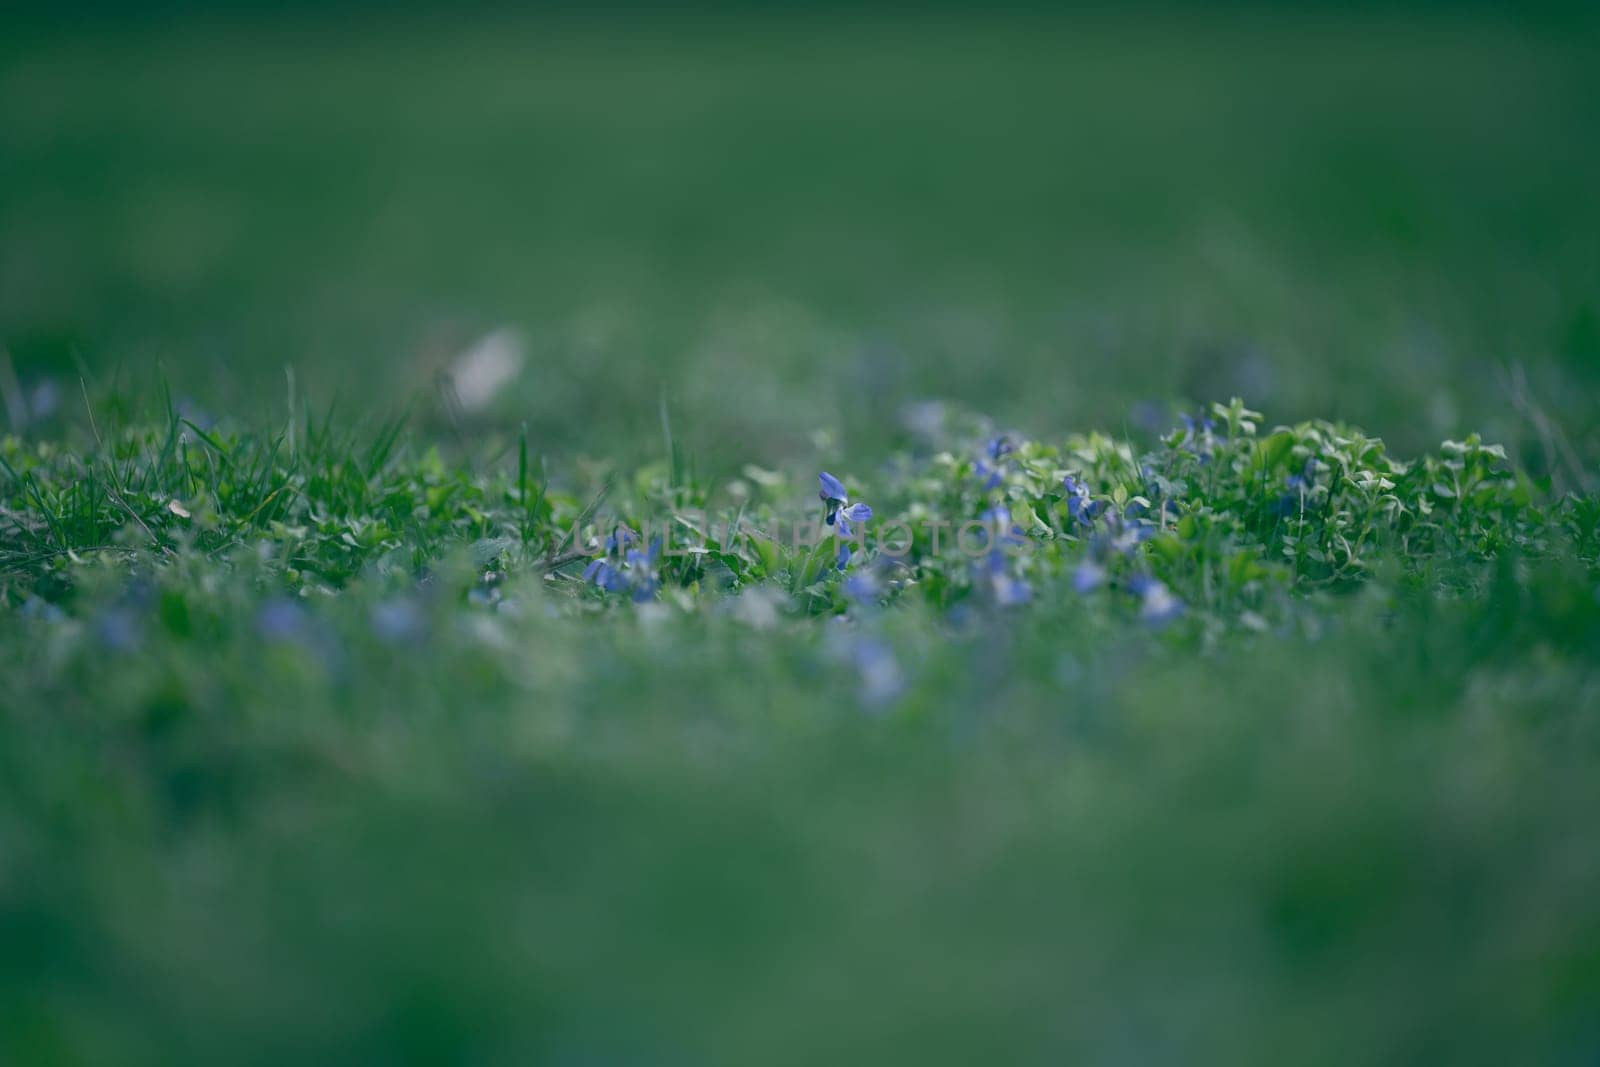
[972,435,1018,491]
[819,472,873,570]
[584,530,662,601]
[844,569,882,603]
[1097,511,1155,557]
[1178,412,1218,457]
[1129,576,1184,627]
[1286,457,1318,491]
[818,471,848,506]
[370,598,425,643]
[622,539,662,601]
[20,597,66,624]
[604,526,636,554]
[1062,475,1104,525]
[977,549,1031,606]
[257,598,309,642]
[818,472,872,535]
[94,607,142,652]
[978,504,1027,550]
[854,637,905,707]
[831,634,904,709]
[1072,560,1107,593]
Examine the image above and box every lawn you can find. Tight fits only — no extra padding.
[2,8,1599,1065]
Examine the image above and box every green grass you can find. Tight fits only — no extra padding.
[2,395,1598,1064]
[3,8,1600,1066]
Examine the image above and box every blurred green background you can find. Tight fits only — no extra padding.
[4,7,1598,463]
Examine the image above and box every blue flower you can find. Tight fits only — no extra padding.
[819,472,873,570]
[1072,560,1107,593]
[852,636,905,708]
[1178,412,1218,457]
[844,569,882,603]
[1129,575,1184,627]
[94,607,143,652]
[370,597,425,643]
[978,504,1027,549]
[818,472,872,535]
[1286,457,1318,491]
[1062,474,1103,525]
[972,435,1017,491]
[257,598,309,642]
[977,548,1031,606]
[1096,510,1155,557]
[20,597,66,624]
[825,630,906,709]
[584,531,662,601]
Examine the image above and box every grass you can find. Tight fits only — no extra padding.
[3,394,1598,1064]
[3,7,1600,1066]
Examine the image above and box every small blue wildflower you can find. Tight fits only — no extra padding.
[587,535,662,601]
[855,638,905,707]
[977,549,1031,606]
[819,472,872,571]
[818,471,848,507]
[623,538,662,602]
[583,525,660,600]
[844,569,882,603]
[978,504,1027,550]
[1178,412,1218,457]
[94,607,142,652]
[834,634,905,709]
[1062,474,1104,525]
[1129,575,1184,627]
[985,435,1015,462]
[370,597,425,643]
[1286,457,1318,491]
[1072,560,1107,594]
[1097,511,1155,557]
[20,597,66,623]
[257,598,309,642]
[972,435,1017,491]
[818,472,872,535]
[604,526,636,554]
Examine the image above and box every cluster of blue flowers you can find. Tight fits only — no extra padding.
[1062,474,1185,627]
[973,503,1031,606]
